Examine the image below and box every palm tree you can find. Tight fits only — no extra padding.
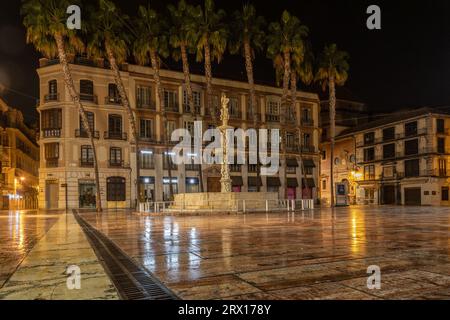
[267,11,308,125]
[267,11,308,198]
[133,5,174,200]
[192,0,228,125]
[291,43,314,201]
[315,44,349,207]
[87,0,140,207]
[168,0,204,192]
[22,0,102,212]
[229,3,265,191]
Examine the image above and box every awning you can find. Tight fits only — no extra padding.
[248,176,262,187]
[302,178,316,188]
[231,176,243,186]
[267,177,281,187]
[286,158,299,167]
[287,178,299,188]
[302,159,316,168]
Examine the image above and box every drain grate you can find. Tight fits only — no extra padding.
[73,210,179,300]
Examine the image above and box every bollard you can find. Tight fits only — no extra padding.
[243,200,246,213]
[265,200,269,213]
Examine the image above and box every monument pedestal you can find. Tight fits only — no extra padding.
[170,192,279,212]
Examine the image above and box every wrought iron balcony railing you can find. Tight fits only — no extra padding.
[42,128,61,138]
[104,131,127,141]
[105,96,122,105]
[80,94,98,104]
[44,93,59,102]
[75,129,100,139]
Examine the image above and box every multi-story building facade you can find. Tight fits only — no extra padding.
[344,108,450,206]
[0,98,39,210]
[37,57,321,210]
[320,136,358,206]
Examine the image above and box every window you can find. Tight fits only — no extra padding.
[304,166,313,175]
[267,101,280,115]
[108,114,122,134]
[107,177,126,201]
[405,121,417,137]
[322,179,327,190]
[437,119,445,134]
[140,119,153,139]
[404,159,420,177]
[439,159,447,177]
[364,132,375,145]
[183,90,201,112]
[136,85,152,108]
[80,80,94,101]
[364,147,375,162]
[438,138,445,154]
[383,166,394,178]
[303,133,311,148]
[184,121,194,136]
[442,187,449,201]
[49,80,57,95]
[81,145,93,165]
[229,97,240,117]
[322,150,327,160]
[286,132,295,148]
[404,139,418,155]
[165,120,176,142]
[302,108,311,122]
[383,143,396,159]
[41,109,62,130]
[383,127,395,141]
[109,147,122,166]
[364,165,375,180]
[107,83,120,103]
[79,112,94,133]
[45,143,59,167]
[164,89,178,111]
[140,151,154,169]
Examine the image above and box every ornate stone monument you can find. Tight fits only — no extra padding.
[219,93,232,193]
[168,93,279,213]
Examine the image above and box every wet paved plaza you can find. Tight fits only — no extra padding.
[78,206,450,300]
[0,211,60,288]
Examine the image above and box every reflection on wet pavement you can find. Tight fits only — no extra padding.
[0,211,60,288]
[79,206,450,300]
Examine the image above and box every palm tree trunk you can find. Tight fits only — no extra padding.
[105,41,140,208]
[290,71,302,201]
[243,39,260,192]
[54,32,102,212]
[181,43,204,193]
[281,49,291,199]
[150,50,173,200]
[329,75,336,207]
[204,39,215,126]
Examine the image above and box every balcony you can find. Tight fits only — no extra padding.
[105,96,122,105]
[46,159,59,168]
[74,56,96,67]
[80,159,94,168]
[104,131,127,141]
[301,146,316,153]
[183,105,201,115]
[44,93,59,102]
[137,100,156,110]
[108,160,127,168]
[75,129,100,139]
[266,114,280,123]
[230,111,242,120]
[301,118,314,126]
[185,164,201,171]
[285,144,300,152]
[165,103,179,113]
[42,128,61,138]
[139,135,160,144]
[80,94,98,104]
[230,164,242,172]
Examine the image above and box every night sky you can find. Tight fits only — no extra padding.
[1,0,450,124]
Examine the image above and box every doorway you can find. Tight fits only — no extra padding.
[79,182,96,209]
[45,181,59,209]
[382,185,396,205]
[207,177,221,192]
